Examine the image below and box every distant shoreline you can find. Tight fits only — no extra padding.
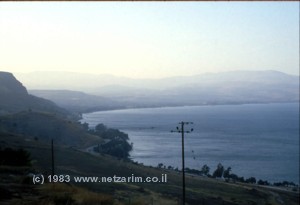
[80,101,299,115]
[81,102,300,184]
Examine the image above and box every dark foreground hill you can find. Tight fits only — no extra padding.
[0,71,70,117]
[0,132,299,205]
[0,111,102,148]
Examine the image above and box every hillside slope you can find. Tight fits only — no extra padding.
[29,89,123,113]
[0,71,69,117]
[0,111,102,148]
[1,132,299,205]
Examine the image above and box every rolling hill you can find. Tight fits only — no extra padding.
[28,89,124,113]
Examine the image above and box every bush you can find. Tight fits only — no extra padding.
[0,147,31,166]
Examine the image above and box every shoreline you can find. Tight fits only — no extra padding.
[80,101,299,115]
[80,102,300,185]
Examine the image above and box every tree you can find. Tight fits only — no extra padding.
[258,179,270,185]
[92,123,132,159]
[100,138,132,159]
[200,164,210,176]
[246,177,256,184]
[167,165,174,170]
[212,163,224,178]
[229,173,238,181]
[95,123,107,133]
[157,163,164,169]
[81,122,89,131]
[223,167,232,179]
[238,176,245,183]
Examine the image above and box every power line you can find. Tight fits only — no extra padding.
[171,121,194,205]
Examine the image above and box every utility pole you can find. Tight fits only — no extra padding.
[171,121,193,205]
[51,139,55,176]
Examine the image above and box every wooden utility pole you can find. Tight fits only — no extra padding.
[171,122,193,205]
[51,139,55,176]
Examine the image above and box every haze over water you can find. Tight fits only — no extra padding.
[82,103,299,183]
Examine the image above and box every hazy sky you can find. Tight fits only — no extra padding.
[0,2,299,78]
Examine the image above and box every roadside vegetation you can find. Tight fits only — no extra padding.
[157,162,299,192]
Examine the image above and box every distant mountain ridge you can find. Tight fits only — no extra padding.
[0,71,69,116]
[15,70,299,91]
[15,70,299,111]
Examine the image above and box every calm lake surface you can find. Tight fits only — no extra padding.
[81,103,299,183]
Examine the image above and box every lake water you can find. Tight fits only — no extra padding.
[81,103,299,183]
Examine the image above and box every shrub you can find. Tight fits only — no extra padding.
[0,147,31,166]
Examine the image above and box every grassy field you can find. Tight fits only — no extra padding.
[0,132,299,205]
